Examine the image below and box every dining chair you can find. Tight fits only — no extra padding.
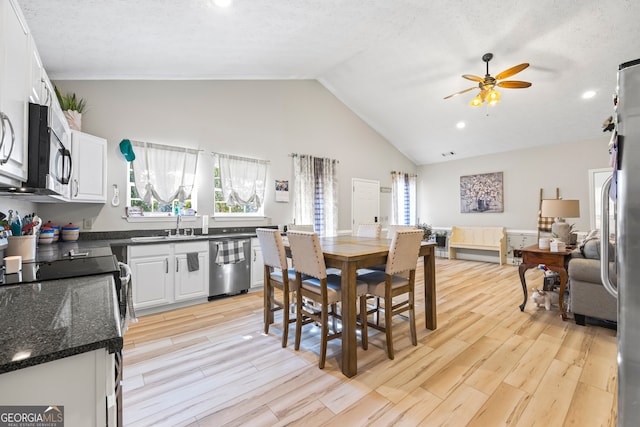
[356,223,382,238]
[287,224,315,232]
[357,229,423,360]
[385,224,417,239]
[287,230,369,369]
[256,228,299,348]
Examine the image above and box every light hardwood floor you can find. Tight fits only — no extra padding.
[123,258,618,427]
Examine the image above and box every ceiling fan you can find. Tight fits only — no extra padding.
[444,53,532,106]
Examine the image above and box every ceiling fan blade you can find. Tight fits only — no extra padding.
[444,87,476,100]
[497,80,532,89]
[462,74,484,82]
[495,63,529,80]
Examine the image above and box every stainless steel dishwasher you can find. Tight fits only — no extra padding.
[208,238,251,299]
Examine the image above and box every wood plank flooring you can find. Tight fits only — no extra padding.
[123,258,618,426]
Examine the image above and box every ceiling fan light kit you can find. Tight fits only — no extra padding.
[445,53,532,106]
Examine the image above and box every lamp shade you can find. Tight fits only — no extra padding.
[541,199,580,219]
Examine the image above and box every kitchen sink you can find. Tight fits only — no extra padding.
[131,234,200,242]
[130,236,167,242]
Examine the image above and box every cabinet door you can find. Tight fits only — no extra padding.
[70,131,107,202]
[174,241,209,301]
[0,0,30,184]
[250,238,264,289]
[28,37,46,105]
[129,251,173,310]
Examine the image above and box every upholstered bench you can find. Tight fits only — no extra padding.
[448,226,507,265]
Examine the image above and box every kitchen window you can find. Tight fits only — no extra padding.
[127,162,194,216]
[213,153,267,217]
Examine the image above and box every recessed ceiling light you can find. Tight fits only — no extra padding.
[582,90,596,99]
[456,121,466,129]
[213,0,232,7]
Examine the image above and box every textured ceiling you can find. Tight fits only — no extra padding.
[17,0,640,165]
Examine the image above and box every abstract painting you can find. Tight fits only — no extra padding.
[460,172,504,213]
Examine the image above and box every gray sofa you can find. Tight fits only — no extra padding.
[568,237,617,326]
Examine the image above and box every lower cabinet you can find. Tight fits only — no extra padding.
[0,349,117,427]
[128,241,209,312]
[250,238,264,289]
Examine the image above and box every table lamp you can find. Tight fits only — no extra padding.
[541,199,580,244]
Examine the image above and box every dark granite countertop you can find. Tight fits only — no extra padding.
[0,274,123,374]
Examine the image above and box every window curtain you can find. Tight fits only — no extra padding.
[292,154,338,237]
[132,141,199,204]
[391,171,417,225]
[217,153,267,209]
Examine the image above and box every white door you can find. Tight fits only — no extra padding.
[351,178,380,233]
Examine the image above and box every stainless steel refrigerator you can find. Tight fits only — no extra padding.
[601,57,640,426]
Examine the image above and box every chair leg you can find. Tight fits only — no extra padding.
[320,302,329,369]
[360,295,368,350]
[294,291,303,351]
[281,289,290,348]
[264,280,271,335]
[384,296,394,360]
[409,290,417,346]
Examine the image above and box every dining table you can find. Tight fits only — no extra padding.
[282,234,437,377]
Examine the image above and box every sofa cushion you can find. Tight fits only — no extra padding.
[568,258,617,285]
[578,236,615,260]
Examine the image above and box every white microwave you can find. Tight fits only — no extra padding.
[24,102,72,198]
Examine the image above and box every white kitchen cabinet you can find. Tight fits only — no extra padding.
[174,241,209,301]
[0,0,30,185]
[0,349,117,427]
[70,130,107,202]
[128,240,209,312]
[250,238,264,289]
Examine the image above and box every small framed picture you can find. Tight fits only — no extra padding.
[275,180,289,202]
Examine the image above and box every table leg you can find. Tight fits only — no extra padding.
[546,266,568,320]
[340,261,358,377]
[518,263,535,311]
[423,247,437,330]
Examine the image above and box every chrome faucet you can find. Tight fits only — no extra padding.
[175,214,182,236]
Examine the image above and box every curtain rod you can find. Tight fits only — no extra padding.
[391,171,417,177]
[289,153,339,163]
[212,152,270,164]
[131,140,202,155]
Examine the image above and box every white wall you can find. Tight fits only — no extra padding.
[417,136,611,233]
[37,80,417,232]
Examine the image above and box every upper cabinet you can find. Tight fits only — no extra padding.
[70,131,107,203]
[0,0,30,185]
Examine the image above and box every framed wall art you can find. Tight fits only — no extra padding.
[460,172,504,213]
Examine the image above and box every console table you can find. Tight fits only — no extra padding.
[518,244,573,319]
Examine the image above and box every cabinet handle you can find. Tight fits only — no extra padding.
[165,258,168,274]
[253,249,256,262]
[73,179,79,197]
[176,258,179,273]
[0,113,15,165]
[42,80,51,106]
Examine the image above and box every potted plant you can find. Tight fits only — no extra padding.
[434,231,447,247]
[416,223,433,241]
[55,87,87,131]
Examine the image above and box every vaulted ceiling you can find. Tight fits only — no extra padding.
[17,0,639,165]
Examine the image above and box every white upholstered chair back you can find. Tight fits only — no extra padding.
[256,228,288,271]
[357,223,382,238]
[386,224,417,239]
[287,231,327,279]
[288,224,315,232]
[386,230,423,275]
